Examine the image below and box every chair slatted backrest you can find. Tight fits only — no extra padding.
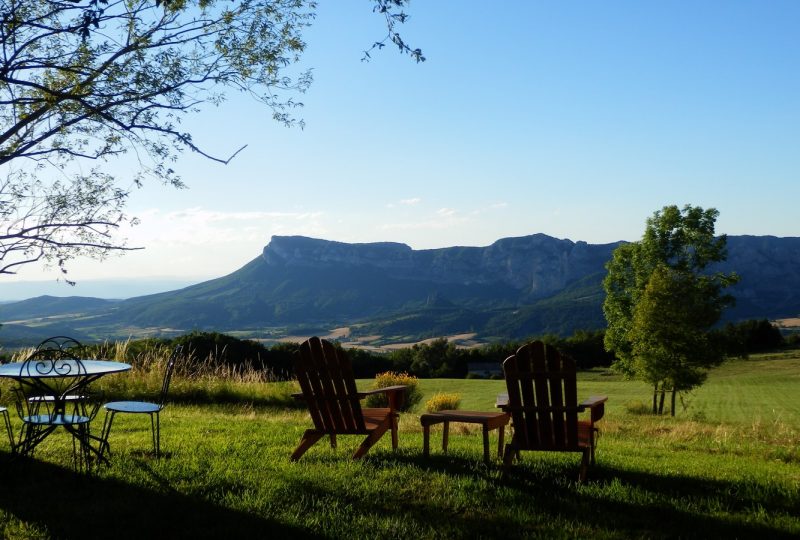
[295,337,366,434]
[503,341,581,451]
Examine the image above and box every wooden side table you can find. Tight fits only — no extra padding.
[420,410,510,463]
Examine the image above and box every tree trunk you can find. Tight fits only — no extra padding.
[652,383,659,414]
[670,388,677,417]
[658,385,666,415]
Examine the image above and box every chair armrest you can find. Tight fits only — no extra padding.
[579,395,608,423]
[358,385,406,411]
[359,385,406,396]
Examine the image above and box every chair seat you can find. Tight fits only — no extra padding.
[104,401,160,414]
[361,408,393,430]
[23,413,91,426]
[29,395,85,402]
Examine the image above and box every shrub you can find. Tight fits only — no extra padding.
[624,400,651,415]
[425,392,461,412]
[365,371,421,412]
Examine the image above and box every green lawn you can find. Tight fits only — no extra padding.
[0,353,798,538]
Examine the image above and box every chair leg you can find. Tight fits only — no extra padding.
[79,424,92,473]
[497,425,505,461]
[353,423,389,460]
[502,442,516,466]
[151,412,159,457]
[482,425,491,464]
[99,410,116,459]
[390,413,399,450]
[291,431,324,461]
[329,434,337,449]
[19,424,35,456]
[578,448,590,483]
[1,410,14,454]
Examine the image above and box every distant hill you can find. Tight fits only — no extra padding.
[1,233,799,346]
[0,278,203,302]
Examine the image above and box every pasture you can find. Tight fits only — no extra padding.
[0,351,797,538]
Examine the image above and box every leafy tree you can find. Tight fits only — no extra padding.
[0,0,422,280]
[716,319,784,357]
[603,205,738,414]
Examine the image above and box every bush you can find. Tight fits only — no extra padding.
[425,392,461,412]
[365,371,421,412]
[624,400,651,415]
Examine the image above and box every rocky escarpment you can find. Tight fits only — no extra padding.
[4,233,800,342]
[262,234,619,299]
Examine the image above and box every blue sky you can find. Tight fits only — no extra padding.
[8,1,800,294]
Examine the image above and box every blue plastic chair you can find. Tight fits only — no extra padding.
[99,345,181,458]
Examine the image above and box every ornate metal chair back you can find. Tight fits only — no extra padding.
[16,336,90,421]
[20,336,87,384]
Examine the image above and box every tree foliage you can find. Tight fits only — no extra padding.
[603,205,738,414]
[0,0,422,279]
[716,319,785,357]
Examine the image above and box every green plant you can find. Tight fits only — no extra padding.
[425,392,461,412]
[624,400,651,415]
[365,371,421,412]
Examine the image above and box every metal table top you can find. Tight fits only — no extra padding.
[0,360,131,378]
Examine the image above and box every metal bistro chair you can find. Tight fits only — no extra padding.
[14,340,102,469]
[99,345,182,458]
[0,391,15,453]
[24,337,88,413]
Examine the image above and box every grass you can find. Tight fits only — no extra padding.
[0,351,798,538]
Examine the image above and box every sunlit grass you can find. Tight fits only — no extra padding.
[0,349,797,538]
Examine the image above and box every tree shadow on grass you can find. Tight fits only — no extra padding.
[0,453,317,540]
[373,452,799,539]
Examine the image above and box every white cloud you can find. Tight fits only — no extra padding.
[399,197,422,206]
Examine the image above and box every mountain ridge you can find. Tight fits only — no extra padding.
[1,233,799,345]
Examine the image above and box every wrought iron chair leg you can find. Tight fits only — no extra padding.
[150,412,158,457]
[99,410,116,458]
[71,429,80,471]
[20,424,38,456]
[1,410,14,453]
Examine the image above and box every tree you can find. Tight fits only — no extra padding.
[0,0,422,281]
[603,205,738,415]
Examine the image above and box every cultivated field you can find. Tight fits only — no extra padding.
[0,351,797,538]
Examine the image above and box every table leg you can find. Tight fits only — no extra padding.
[423,423,430,457]
[442,421,449,453]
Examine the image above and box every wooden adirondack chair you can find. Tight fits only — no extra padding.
[500,341,607,481]
[291,337,406,461]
